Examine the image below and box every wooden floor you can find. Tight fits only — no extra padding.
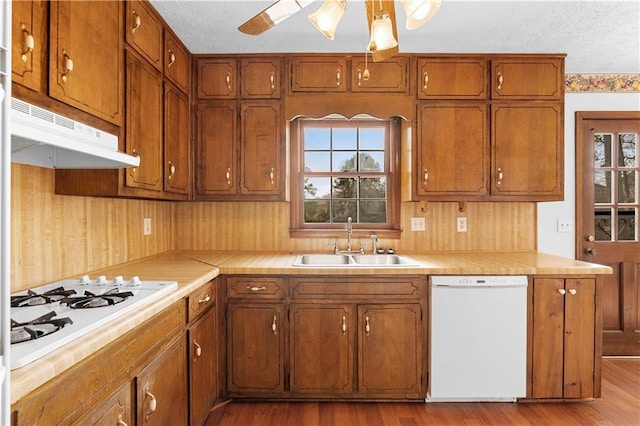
[205,358,640,426]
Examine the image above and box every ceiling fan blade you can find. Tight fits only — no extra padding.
[238,0,313,35]
[365,0,400,62]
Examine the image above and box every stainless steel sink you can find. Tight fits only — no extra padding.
[292,253,420,267]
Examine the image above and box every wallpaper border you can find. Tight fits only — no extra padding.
[565,73,640,92]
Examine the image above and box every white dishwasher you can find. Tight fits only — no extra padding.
[427,275,527,402]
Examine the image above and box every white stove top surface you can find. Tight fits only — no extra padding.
[10,276,178,370]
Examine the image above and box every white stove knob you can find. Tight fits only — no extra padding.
[78,275,91,285]
[112,275,125,286]
[129,276,141,286]
[95,275,108,285]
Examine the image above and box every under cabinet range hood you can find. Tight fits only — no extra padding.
[10,98,140,169]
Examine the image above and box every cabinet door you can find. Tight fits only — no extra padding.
[227,304,285,395]
[125,50,164,192]
[417,102,489,197]
[491,103,563,199]
[241,57,282,99]
[49,0,123,125]
[417,58,487,99]
[290,57,347,92]
[126,0,163,71]
[195,101,238,197]
[72,382,132,426]
[165,31,191,93]
[563,278,596,399]
[491,58,564,100]
[164,83,190,195]
[12,0,47,92]
[358,304,424,396]
[137,338,187,426]
[189,309,217,426]
[531,278,565,398]
[197,58,238,99]
[290,304,354,394]
[351,57,408,93]
[240,102,282,197]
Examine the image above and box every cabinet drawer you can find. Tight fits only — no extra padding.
[290,57,347,92]
[227,277,285,298]
[188,280,215,322]
[291,277,424,299]
[417,58,487,99]
[164,31,191,93]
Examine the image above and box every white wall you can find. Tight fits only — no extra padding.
[537,93,640,258]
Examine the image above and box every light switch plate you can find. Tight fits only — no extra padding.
[411,217,426,231]
[557,218,572,233]
[456,217,467,233]
[143,217,152,235]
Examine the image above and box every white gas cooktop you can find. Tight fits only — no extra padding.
[10,276,177,370]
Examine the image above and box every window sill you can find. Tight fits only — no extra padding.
[289,228,402,240]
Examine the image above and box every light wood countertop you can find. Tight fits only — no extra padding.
[11,249,610,404]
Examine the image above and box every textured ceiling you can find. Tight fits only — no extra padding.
[150,0,640,73]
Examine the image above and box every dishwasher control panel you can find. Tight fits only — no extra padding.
[430,275,528,287]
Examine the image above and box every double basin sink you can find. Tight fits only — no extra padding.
[293,253,420,267]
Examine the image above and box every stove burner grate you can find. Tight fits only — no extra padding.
[11,286,78,307]
[61,288,134,309]
[11,311,73,344]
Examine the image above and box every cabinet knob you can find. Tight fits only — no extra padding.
[144,387,157,416]
[341,316,347,334]
[131,9,141,33]
[20,24,34,63]
[193,339,202,362]
[423,71,429,90]
[497,72,504,90]
[61,50,73,83]
[586,234,595,242]
[167,49,176,68]
[558,288,566,295]
[568,288,577,295]
[168,161,176,179]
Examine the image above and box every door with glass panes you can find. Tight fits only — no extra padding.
[576,111,640,355]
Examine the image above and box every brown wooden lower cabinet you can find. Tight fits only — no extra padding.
[530,276,599,400]
[189,304,218,426]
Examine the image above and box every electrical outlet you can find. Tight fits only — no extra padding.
[456,217,467,233]
[411,217,426,231]
[557,218,572,233]
[143,217,152,235]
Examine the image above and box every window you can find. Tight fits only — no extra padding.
[290,117,400,237]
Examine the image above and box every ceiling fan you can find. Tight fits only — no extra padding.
[238,0,442,62]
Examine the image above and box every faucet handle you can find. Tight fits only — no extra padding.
[359,242,369,254]
[328,241,339,254]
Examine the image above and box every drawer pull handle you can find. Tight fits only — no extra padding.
[117,414,127,426]
[131,10,141,33]
[342,316,347,334]
[198,295,211,304]
[336,69,341,86]
[423,169,429,184]
[270,71,275,90]
[423,71,429,90]
[272,315,277,334]
[269,167,275,186]
[145,387,157,416]
[20,24,34,63]
[497,72,504,90]
[247,286,267,292]
[194,339,202,361]
[497,167,503,186]
[168,49,176,68]
[168,161,176,179]
[225,167,232,185]
[61,50,73,83]
[226,72,232,90]
[365,316,371,336]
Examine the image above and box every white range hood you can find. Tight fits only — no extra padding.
[10,98,140,169]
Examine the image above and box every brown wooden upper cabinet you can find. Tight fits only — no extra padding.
[164,30,190,94]
[290,56,348,93]
[164,83,191,195]
[417,58,487,99]
[240,57,282,99]
[197,58,238,99]
[350,56,408,93]
[11,0,47,93]
[491,58,564,100]
[49,0,123,125]
[126,0,163,71]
